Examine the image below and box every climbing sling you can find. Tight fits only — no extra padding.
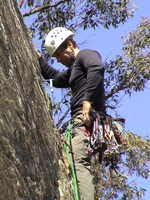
[85,111,127,167]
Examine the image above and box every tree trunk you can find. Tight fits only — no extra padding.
[0,0,73,199]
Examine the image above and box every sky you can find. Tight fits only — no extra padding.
[23,0,150,199]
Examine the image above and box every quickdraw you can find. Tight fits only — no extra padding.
[85,112,127,168]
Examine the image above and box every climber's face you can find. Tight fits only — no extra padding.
[53,49,72,67]
[53,40,75,67]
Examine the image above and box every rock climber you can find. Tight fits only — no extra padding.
[35,27,105,200]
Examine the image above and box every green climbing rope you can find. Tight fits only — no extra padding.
[64,121,79,200]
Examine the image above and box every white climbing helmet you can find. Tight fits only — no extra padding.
[45,27,74,57]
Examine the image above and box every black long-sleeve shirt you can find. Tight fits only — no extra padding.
[39,49,105,116]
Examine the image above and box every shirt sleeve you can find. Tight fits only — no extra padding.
[79,50,104,103]
[38,57,69,88]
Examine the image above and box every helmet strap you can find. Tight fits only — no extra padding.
[69,51,75,61]
[64,49,75,63]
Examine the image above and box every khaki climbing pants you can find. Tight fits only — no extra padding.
[70,112,94,200]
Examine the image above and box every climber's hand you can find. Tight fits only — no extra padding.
[83,100,91,127]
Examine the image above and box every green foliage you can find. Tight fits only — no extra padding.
[92,132,150,199]
[88,0,136,28]
[25,0,34,7]
[20,0,136,49]
[105,17,150,109]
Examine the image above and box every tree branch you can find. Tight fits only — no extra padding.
[106,52,150,100]
[23,0,71,17]
[58,120,71,134]
[18,0,24,8]
[105,157,139,200]
[56,107,71,129]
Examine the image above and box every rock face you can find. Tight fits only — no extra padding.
[0,1,73,199]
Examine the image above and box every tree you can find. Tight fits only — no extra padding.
[105,16,150,109]
[0,0,74,199]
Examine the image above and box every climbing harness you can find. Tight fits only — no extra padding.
[63,121,79,200]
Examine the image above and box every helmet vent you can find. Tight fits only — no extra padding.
[51,40,55,45]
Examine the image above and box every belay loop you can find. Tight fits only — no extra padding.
[85,112,127,168]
